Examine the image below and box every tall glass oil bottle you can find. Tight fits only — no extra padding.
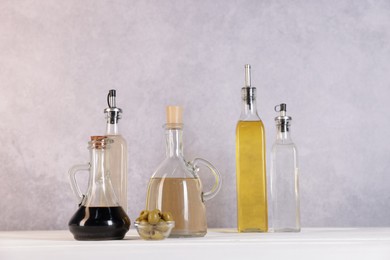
[104,90,128,211]
[270,103,300,232]
[236,64,268,232]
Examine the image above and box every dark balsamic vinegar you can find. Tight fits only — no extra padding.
[69,206,130,240]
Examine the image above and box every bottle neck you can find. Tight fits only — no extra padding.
[240,98,261,121]
[105,109,121,135]
[87,146,119,207]
[165,128,184,158]
[106,121,119,135]
[90,148,106,181]
[276,124,293,142]
[242,98,259,115]
[240,87,260,121]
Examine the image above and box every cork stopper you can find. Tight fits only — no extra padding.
[90,136,106,142]
[89,136,113,149]
[166,106,183,128]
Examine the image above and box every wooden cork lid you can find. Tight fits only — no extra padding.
[166,106,183,126]
[90,136,106,142]
[89,136,112,149]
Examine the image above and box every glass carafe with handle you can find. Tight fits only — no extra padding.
[145,106,222,237]
[68,136,130,240]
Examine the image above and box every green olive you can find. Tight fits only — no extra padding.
[142,223,153,233]
[162,212,173,221]
[156,221,169,232]
[148,211,160,224]
[140,210,148,215]
[138,229,151,239]
[139,210,149,220]
[151,230,164,240]
[152,209,161,215]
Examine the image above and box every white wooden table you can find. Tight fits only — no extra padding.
[1,228,389,260]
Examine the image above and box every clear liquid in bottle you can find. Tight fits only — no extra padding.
[270,104,300,232]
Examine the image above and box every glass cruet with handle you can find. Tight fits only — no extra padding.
[68,136,130,240]
[145,106,222,237]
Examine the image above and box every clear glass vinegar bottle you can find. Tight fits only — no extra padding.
[68,136,130,240]
[236,65,268,232]
[270,104,300,232]
[104,90,128,211]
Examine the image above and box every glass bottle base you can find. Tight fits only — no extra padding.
[272,227,301,232]
[238,228,268,233]
[69,226,128,240]
[68,206,130,241]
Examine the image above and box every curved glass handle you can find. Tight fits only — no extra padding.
[68,163,90,204]
[192,158,222,202]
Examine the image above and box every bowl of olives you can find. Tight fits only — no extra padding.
[135,209,175,240]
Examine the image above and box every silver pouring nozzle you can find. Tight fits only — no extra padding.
[107,89,116,108]
[245,64,251,87]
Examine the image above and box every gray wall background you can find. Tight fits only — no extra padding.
[1,0,389,231]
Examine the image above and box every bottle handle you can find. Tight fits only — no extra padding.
[68,163,90,205]
[191,158,222,202]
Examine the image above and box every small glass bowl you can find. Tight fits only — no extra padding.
[134,221,175,240]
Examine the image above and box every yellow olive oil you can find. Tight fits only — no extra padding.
[236,120,268,232]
